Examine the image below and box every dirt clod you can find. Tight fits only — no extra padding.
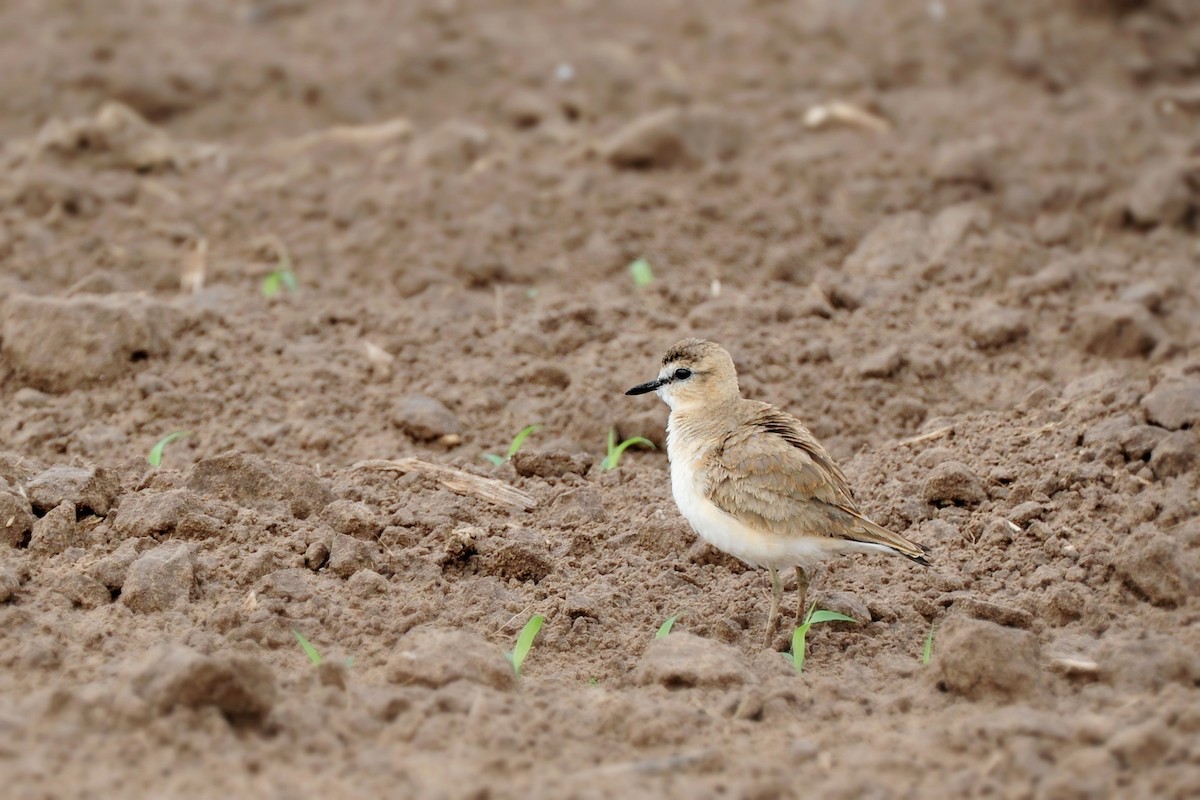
[186,451,332,519]
[392,396,462,442]
[603,106,742,169]
[0,484,35,548]
[25,465,118,516]
[132,644,277,726]
[1114,524,1197,607]
[29,502,78,556]
[121,540,194,613]
[1141,377,1200,430]
[936,617,1043,701]
[634,632,751,689]
[922,461,987,507]
[1072,302,1161,358]
[385,627,515,690]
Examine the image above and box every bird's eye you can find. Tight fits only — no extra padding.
[673,368,692,381]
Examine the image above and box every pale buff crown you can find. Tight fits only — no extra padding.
[653,338,740,412]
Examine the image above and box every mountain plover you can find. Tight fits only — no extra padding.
[626,338,930,645]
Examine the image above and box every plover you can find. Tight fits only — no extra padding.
[626,338,930,645]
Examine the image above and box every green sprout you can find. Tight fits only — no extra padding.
[790,604,858,673]
[921,622,936,665]
[483,424,542,466]
[629,257,654,288]
[600,428,655,471]
[147,431,191,467]
[655,614,679,639]
[506,614,545,677]
[261,238,298,298]
[292,629,323,666]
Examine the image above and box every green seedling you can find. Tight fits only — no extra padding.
[921,622,936,665]
[600,428,655,471]
[789,604,858,673]
[147,431,191,467]
[506,614,545,677]
[483,424,542,466]
[292,629,354,669]
[629,257,654,288]
[292,629,323,666]
[262,267,298,298]
[655,614,679,639]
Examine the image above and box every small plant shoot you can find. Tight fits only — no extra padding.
[921,623,936,665]
[507,614,545,677]
[655,614,679,639]
[600,428,655,471]
[147,431,191,467]
[790,604,858,673]
[483,424,542,466]
[261,241,298,298]
[629,257,654,288]
[292,629,323,666]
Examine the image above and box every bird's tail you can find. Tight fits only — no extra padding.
[847,513,932,566]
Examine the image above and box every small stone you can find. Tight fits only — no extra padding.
[132,644,277,726]
[922,461,987,507]
[1114,524,1197,607]
[29,501,79,556]
[327,533,379,579]
[858,345,905,379]
[1141,377,1200,430]
[121,540,195,613]
[386,627,515,690]
[304,540,329,570]
[392,396,462,442]
[936,616,1043,700]
[634,632,751,689]
[0,484,35,548]
[25,465,118,516]
[1073,301,1160,359]
[1149,430,1197,479]
[1127,163,1192,227]
[321,499,380,540]
[964,304,1029,349]
[510,450,592,479]
[603,106,742,169]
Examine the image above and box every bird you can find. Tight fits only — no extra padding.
[626,338,930,646]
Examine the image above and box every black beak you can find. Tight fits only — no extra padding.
[625,378,665,396]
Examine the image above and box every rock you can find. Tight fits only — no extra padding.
[25,465,118,516]
[186,451,332,519]
[89,539,144,590]
[385,627,514,690]
[922,461,987,507]
[1,292,172,391]
[634,632,751,689]
[1072,302,1160,358]
[510,450,592,479]
[1141,377,1200,430]
[132,644,277,726]
[0,566,20,602]
[1127,163,1193,227]
[1149,430,1197,479]
[0,484,35,548]
[603,106,742,169]
[321,499,380,540]
[858,345,905,379]
[392,396,462,442]
[1115,525,1198,607]
[304,540,329,570]
[327,533,379,579]
[936,617,1043,700]
[121,540,194,613]
[29,501,79,556]
[964,305,1029,349]
[478,528,554,583]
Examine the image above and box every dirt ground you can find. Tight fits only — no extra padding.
[1,0,1198,797]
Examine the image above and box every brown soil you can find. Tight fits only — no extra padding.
[2,1,1199,797]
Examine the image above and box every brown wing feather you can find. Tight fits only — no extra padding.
[706,406,929,563]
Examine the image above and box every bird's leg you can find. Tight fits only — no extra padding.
[765,566,782,648]
[794,565,810,624]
